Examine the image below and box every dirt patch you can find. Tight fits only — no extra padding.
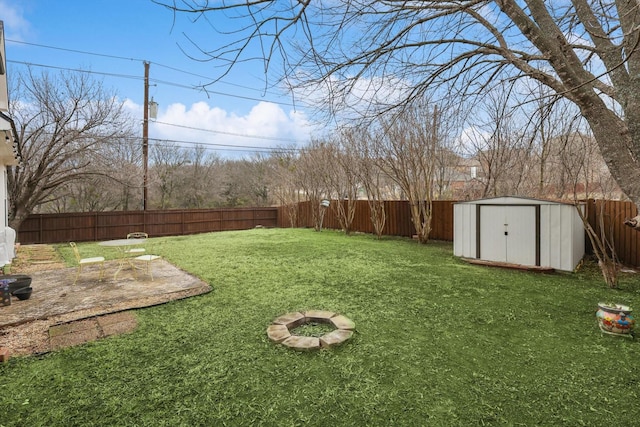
[9,244,66,273]
[49,312,138,351]
[1,244,212,357]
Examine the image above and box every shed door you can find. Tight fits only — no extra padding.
[479,205,537,266]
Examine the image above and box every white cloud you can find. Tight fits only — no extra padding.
[125,99,312,157]
[456,125,491,156]
[289,72,412,124]
[0,1,32,41]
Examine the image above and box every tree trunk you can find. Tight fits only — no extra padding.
[368,199,386,239]
[8,205,29,237]
[581,105,640,213]
[409,200,432,244]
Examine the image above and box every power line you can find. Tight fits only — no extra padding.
[149,138,295,154]
[6,40,308,155]
[148,78,296,107]
[35,131,301,153]
[5,38,297,106]
[151,120,300,143]
[10,83,305,151]
[7,59,144,81]
[8,59,298,107]
[151,62,284,96]
[6,39,144,62]
[148,136,300,152]
[7,38,265,91]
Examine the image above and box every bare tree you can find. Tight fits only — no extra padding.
[99,135,144,211]
[176,145,221,208]
[517,83,572,199]
[217,157,274,207]
[7,68,135,230]
[556,131,622,288]
[155,1,640,228]
[296,140,332,231]
[556,132,605,200]
[463,88,530,198]
[28,133,142,212]
[344,126,387,239]
[433,147,463,200]
[373,102,441,244]
[324,132,359,235]
[267,147,302,227]
[566,132,622,287]
[149,141,190,209]
[237,156,272,207]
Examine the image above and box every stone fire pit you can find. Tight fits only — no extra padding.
[267,310,355,350]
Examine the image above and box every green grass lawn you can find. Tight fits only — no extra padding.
[2,228,640,426]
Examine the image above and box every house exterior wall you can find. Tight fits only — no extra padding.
[0,21,18,166]
[454,197,585,271]
[1,167,6,227]
[0,21,19,265]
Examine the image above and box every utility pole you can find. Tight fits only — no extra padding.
[143,61,149,211]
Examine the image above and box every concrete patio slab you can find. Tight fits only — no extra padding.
[0,259,211,328]
[0,249,212,356]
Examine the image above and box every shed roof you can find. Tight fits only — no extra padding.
[455,196,578,206]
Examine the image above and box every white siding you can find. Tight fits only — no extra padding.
[454,203,477,258]
[0,167,6,227]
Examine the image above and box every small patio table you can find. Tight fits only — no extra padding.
[98,238,147,280]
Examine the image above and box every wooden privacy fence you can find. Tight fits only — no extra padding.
[584,199,640,269]
[15,199,640,268]
[18,207,279,244]
[280,200,455,241]
[283,199,640,268]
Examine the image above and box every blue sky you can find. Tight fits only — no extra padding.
[1,0,314,158]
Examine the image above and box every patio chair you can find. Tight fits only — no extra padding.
[70,242,105,285]
[133,251,162,280]
[133,240,165,280]
[124,232,148,255]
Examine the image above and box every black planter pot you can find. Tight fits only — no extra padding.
[13,286,32,300]
[2,275,32,294]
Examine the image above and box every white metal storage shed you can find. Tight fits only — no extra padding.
[453,197,585,271]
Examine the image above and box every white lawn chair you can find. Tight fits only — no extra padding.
[124,232,148,255]
[133,241,163,280]
[134,253,162,280]
[70,242,105,285]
